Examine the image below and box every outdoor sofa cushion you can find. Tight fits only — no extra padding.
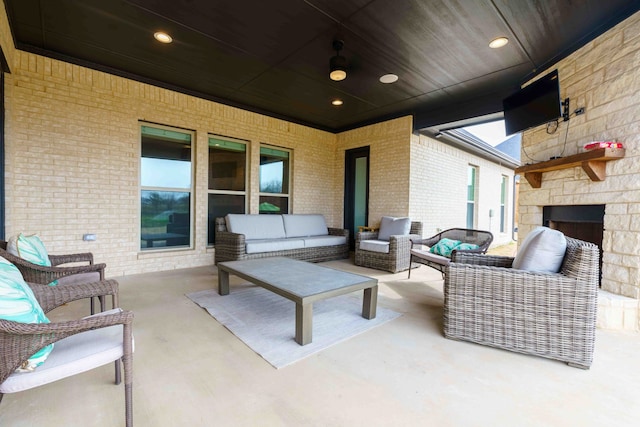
[245,238,305,254]
[512,226,567,273]
[225,214,286,240]
[377,216,411,241]
[282,214,328,238]
[359,240,390,254]
[302,235,346,248]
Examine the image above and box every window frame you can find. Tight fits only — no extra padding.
[139,122,195,251]
[466,165,478,229]
[207,135,248,245]
[259,144,292,214]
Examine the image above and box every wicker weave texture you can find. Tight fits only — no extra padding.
[354,222,423,273]
[0,282,133,426]
[213,218,349,264]
[410,228,493,274]
[444,236,599,369]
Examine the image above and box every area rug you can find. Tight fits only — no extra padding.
[186,286,401,369]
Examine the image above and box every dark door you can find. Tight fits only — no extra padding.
[344,146,369,250]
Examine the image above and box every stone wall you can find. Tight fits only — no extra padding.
[518,12,640,328]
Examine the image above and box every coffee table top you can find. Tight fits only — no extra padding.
[218,257,376,302]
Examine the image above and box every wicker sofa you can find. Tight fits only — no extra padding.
[214,214,349,264]
[444,235,599,369]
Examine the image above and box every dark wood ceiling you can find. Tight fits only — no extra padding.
[4,0,639,132]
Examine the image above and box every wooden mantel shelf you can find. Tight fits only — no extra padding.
[514,147,625,188]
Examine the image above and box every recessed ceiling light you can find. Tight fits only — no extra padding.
[379,74,399,84]
[154,31,173,44]
[489,37,508,49]
[332,99,343,106]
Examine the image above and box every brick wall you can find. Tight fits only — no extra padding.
[0,3,516,277]
[409,134,515,244]
[518,12,640,326]
[2,45,339,275]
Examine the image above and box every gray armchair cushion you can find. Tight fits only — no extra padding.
[359,239,390,254]
[512,226,567,273]
[378,216,411,241]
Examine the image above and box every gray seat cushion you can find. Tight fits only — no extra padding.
[0,308,130,394]
[56,272,101,286]
[359,239,390,254]
[410,248,450,266]
[302,235,346,248]
[245,238,305,254]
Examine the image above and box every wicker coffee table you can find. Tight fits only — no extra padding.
[217,257,378,345]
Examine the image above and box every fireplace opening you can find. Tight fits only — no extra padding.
[542,204,604,285]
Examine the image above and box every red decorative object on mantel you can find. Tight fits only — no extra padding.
[584,141,624,150]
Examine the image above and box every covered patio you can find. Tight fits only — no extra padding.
[1,259,638,426]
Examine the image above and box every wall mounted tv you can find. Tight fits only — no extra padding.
[503,69,562,135]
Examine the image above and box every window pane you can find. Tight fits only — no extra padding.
[466,202,475,229]
[209,138,246,191]
[141,127,191,188]
[260,147,289,194]
[141,191,190,249]
[467,167,476,201]
[208,194,245,244]
[259,196,289,214]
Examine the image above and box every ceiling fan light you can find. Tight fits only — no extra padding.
[330,54,347,81]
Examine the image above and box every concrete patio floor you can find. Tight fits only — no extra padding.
[1,256,638,426]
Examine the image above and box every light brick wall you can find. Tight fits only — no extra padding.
[2,47,337,276]
[409,134,515,245]
[518,12,640,315]
[336,117,413,226]
[0,4,516,278]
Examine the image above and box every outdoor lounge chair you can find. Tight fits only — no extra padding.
[443,234,599,369]
[0,278,134,426]
[355,217,423,273]
[0,240,110,314]
[408,228,493,278]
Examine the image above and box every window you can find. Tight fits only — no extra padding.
[500,175,508,233]
[208,136,247,244]
[466,165,477,228]
[259,146,290,214]
[140,124,193,250]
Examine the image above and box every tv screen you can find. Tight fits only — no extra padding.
[503,69,562,135]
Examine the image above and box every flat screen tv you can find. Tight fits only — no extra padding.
[503,69,562,135]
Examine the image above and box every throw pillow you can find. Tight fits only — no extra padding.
[0,256,53,371]
[8,234,52,267]
[429,238,462,257]
[455,242,480,251]
[377,216,411,241]
[512,226,567,273]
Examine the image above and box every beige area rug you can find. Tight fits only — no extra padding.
[186,286,401,369]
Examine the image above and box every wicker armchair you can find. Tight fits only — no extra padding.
[355,221,423,273]
[0,241,110,314]
[443,236,599,369]
[0,281,133,427]
[408,228,493,278]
